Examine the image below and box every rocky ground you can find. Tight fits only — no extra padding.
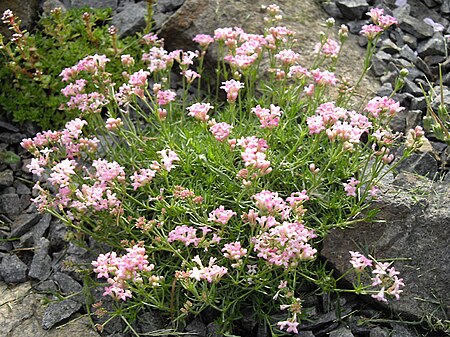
[0,0,449,336]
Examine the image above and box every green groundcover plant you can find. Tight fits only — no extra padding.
[0,6,144,129]
[20,5,425,336]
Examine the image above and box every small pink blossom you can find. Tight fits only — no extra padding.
[106,118,123,131]
[186,102,213,122]
[193,34,215,47]
[349,251,373,271]
[208,205,237,225]
[344,177,359,197]
[156,89,177,106]
[157,149,180,172]
[220,79,244,103]
[210,122,233,141]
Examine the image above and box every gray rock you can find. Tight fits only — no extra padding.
[8,213,41,238]
[399,16,434,39]
[335,0,369,20]
[0,121,20,133]
[34,279,58,292]
[206,322,221,337]
[42,0,67,15]
[417,34,446,58]
[322,2,344,19]
[0,254,28,283]
[0,169,14,187]
[0,193,21,215]
[414,57,433,79]
[13,181,31,195]
[0,132,27,145]
[42,298,82,329]
[423,54,447,66]
[185,318,207,336]
[329,326,354,337]
[321,172,450,322]
[52,272,82,295]
[48,218,68,251]
[28,237,52,281]
[371,50,392,77]
[136,310,166,334]
[370,326,389,337]
[399,44,416,62]
[376,82,393,97]
[111,2,147,38]
[390,323,421,337]
[380,39,401,54]
[403,78,422,96]
[405,110,423,131]
[32,213,51,243]
[70,0,118,10]
[402,33,417,49]
[442,0,450,14]
[296,332,315,337]
[0,0,40,38]
[156,0,185,13]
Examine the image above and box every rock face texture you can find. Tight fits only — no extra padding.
[322,172,450,322]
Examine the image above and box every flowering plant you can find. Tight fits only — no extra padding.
[22,5,420,335]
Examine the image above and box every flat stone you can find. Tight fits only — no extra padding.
[32,213,51,244]
[370,326,389,337]
[111,2,147,38]
[42,299,82,330]
[0,121,20,132]
[321,172,450,322]
[329,326,355,337]
[70,0,118,10]
[28,237,52,281]
[0,132,27,145]
[156,0,185,13]
[0,169,14,187]
[185,318,207,336]
[335,0,369,20]
[0,193,21,215]
[13,181,31,195]
[417,34,446,58]
[399,16,434,39]
[0,254,28,283]
[52,272,82,295]
[8,213,41,238]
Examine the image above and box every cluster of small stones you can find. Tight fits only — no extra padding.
[323,0,450,179]
[0,0,448,337]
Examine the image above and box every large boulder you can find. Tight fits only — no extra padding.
[321,172,450,323]
[0,0,40,38]
[158,0,379,95]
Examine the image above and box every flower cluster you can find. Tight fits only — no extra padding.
[92,245,156,301]
[252,104,283,129]
[360,8,398,39]
[348,252,404,303]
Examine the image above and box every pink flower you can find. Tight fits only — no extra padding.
[208,205,237,225]
[349,251,373,271]
[220,79,244,103]
[188,255,228,283]
[222,241,247,260]
[344,177,359,197]
[275,49,300,65]
[277,320,299,334]
[315,38,340,57]
[130,169,156,190]
[252,104,283,129]
[121,54,135,66]
[106,118,123,131]
[193,34,215,47]
[311,69,337,86]
[210,122,233,141]
[157,149,180,172]
[360,24,384,39]
[186,102,213,122]
[156,89,177,106]
[168,225,201,246]
[181,69,201,84]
